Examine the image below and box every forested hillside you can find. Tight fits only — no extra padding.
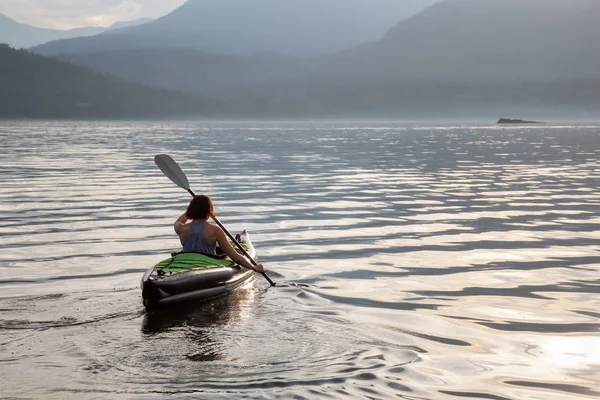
[0,44,220,118]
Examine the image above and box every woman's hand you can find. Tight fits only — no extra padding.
[214,228,264,272]
[252,264,265,273]
[176,213,188,224]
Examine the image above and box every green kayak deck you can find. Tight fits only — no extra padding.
[155,253,235,273]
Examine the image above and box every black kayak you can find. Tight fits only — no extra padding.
[141,231,255,312]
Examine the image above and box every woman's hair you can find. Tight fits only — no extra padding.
[186,195,213,220]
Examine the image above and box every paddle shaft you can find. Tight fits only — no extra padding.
[187,188,276,286]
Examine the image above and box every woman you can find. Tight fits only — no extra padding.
[174,195,265,273]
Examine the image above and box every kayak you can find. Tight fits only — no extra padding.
[141,230,256,312]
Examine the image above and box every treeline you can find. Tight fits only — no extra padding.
[0,44,221,119]
[222,74,600,119]
[2,43,599,120]
[54,48,600,119]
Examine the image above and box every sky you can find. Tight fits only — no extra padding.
[0,0,186,29]
[0,0,437,30]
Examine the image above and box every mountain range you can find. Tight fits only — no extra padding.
[0,14,152,49]
[253,0,600,118]
[31,0,438,57]
[4,0,600,119]
[60,0,600,87]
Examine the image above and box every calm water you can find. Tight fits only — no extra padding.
[1,121,599,399]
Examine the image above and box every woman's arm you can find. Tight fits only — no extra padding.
[174,213,188,234]
[215,228,265,273]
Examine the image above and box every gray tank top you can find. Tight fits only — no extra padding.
[182,221,217,254]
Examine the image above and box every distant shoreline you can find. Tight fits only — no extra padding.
[2,117,599,126]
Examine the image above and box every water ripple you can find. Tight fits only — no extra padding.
[0,121,599,399]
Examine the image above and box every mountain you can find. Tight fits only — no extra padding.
[0,44,220,118]
[106,18,152,31]
[219,0,600,118]
[0,14,104,49]
[332,0,600,82]
[56,0,600,91]
[31,0,438,56]
[58,48,307,100]
[0,14,152,49]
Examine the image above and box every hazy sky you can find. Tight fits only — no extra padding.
[1,0,437,30]
[1,0,186,29]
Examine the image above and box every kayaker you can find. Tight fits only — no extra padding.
[174,195,265,273]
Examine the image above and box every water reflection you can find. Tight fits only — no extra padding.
[142,280,257,335]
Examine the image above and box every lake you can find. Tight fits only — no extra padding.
[1,120,599,399]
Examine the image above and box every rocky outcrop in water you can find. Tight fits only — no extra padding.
[498,118,544,124]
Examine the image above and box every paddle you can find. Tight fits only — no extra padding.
[154,154,276,286]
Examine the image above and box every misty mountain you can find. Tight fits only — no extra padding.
[56,0,600,93]
[106,18,152,31]
[0,14,152,49]
[31,0,437,57]
[0,44,220,118]
[332,0,600,82]
[208,0,600,118]
[0,14,103,49]
[12,0,600,119]
[58,48,309,99]
[224,0,600,118]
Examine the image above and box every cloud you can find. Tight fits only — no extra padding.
[83,0,143,27]
[1,0,185,29]
[111,0,143,19]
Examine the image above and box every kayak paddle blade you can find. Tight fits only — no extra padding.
[154,154,190,191]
